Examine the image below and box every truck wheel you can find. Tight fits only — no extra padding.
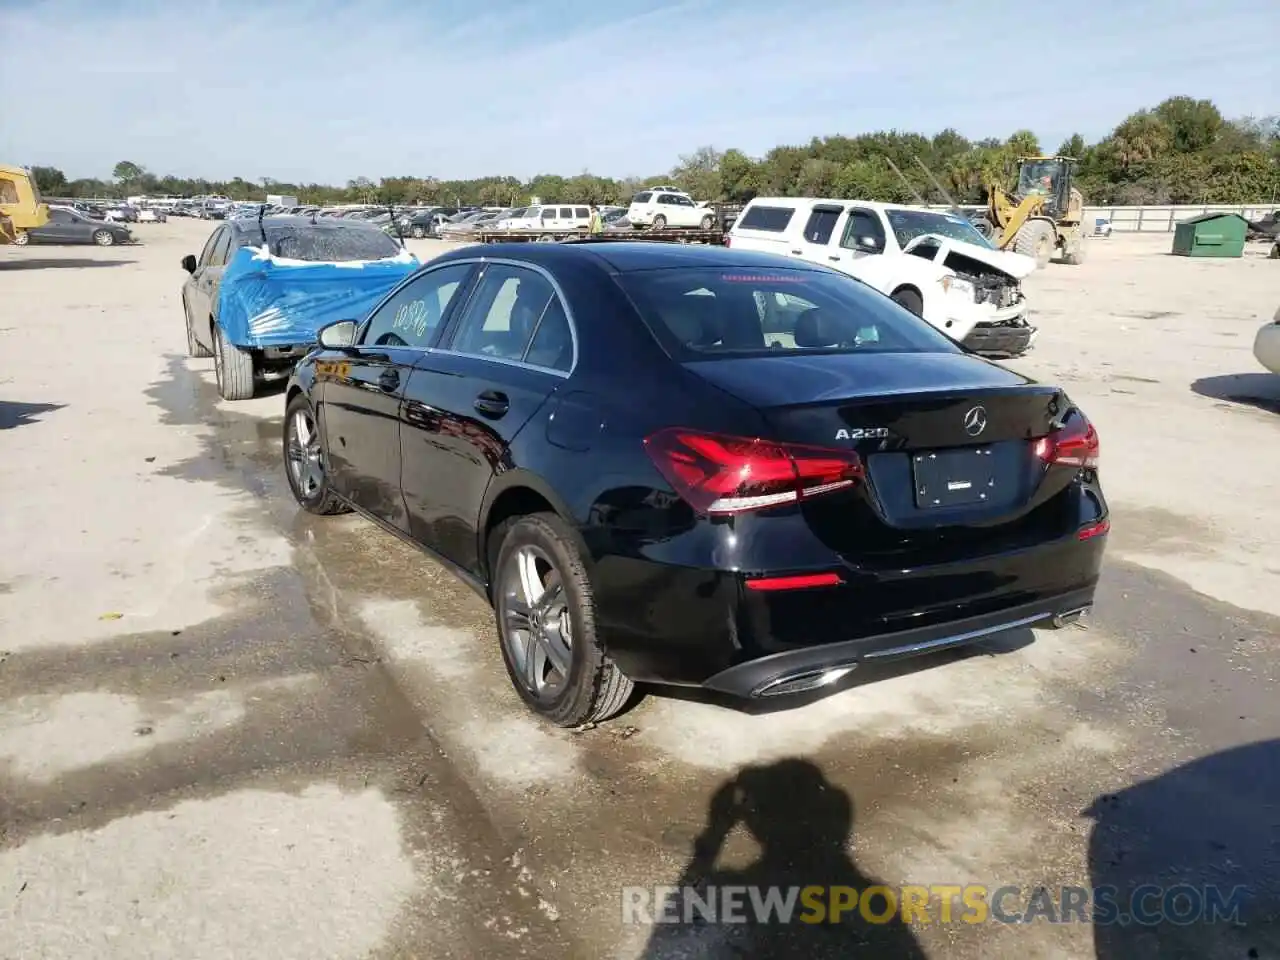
[212,321,255,400]
[491,512,635,727]
[974,216,997,241]
[891,288,924,316]
[184,296,212,358]
[652,215,667,229]
[699,214,715,230]
[1014,220,1054,268]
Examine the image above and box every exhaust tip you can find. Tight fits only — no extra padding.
[1051,606,1091,629]
[755,664,858,698]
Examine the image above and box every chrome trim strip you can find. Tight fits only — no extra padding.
[747,611,1055,698]
[860,611,1048,660]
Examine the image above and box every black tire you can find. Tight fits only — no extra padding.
[93,229,115,247]
[891,287,924,316]
[184,295,212,358]
[12,230,29,246]
[652,214,667,229]
[411,225,425,238]
[1014,220,1054,268]
[212,321,255,400]
[283,393,350,515]
[491,513,634,726]
[974,216,997,241]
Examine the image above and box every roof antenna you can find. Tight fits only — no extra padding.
[884,156,927,206]
[911,156,968,221]
[387,202,405,248]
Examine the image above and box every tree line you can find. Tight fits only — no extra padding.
[29,97,1280,210]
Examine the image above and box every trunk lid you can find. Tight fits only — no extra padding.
[687,352,1077,561]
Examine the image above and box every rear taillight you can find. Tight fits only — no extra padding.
[644,428,863,515]
[723,235,732,247]
[1034,414,1099,469]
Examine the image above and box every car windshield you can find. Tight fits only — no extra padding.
[260,225,401,261]
[1017,160,1062,196]
[884,209,993,249]
[616,266,962,360]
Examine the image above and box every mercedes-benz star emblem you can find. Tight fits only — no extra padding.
[962,405,987,437]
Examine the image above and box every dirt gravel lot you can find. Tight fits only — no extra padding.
[1,221,1277,960]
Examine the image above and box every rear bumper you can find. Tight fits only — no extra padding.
[594,498,1108,695]
[962,322,1037,357]
[701,585,1094,698]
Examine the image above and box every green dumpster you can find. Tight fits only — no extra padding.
[1171,212,1247,258]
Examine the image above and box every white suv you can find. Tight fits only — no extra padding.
[628,191,717,230]
[727,197,1039,357]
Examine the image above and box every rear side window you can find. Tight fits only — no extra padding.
[737,205,795,232]
[449,264,558,364]
[559,207,573,218]
[574,207,589,218]
[802,207,843,244]
[615,267,960,360]
[632,192,652,204]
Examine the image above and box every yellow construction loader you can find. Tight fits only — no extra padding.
[0,165,50,244]
[977,156,1086,267]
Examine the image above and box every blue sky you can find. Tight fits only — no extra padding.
[1,0,1276,184]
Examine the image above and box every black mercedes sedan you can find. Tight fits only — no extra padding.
[283,242,1108,726]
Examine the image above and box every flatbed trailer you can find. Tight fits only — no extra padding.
[471,228,726,245]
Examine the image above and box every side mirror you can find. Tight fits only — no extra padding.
[181,254,197,273]
[317,319,358,349]
[857,236,881,251]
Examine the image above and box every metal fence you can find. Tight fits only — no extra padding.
[917,202,1275,233]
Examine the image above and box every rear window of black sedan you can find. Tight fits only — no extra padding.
[614,267,963,359]
[258,225,402,262]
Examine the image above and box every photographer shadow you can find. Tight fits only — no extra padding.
[640,758,926,959]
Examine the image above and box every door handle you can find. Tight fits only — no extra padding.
[828,255,841,261]
[378,369,400,392]
[790,249,803,255]
[474,390,509,418]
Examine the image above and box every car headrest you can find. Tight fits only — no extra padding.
[660,294,721,346]
[794,308,862,348]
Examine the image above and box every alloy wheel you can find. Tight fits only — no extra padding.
[499,545,573,699]
[286,408,324,498]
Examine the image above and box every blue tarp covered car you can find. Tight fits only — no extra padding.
[181,216,420,399]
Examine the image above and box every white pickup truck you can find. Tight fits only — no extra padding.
[726,198,1040,357]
